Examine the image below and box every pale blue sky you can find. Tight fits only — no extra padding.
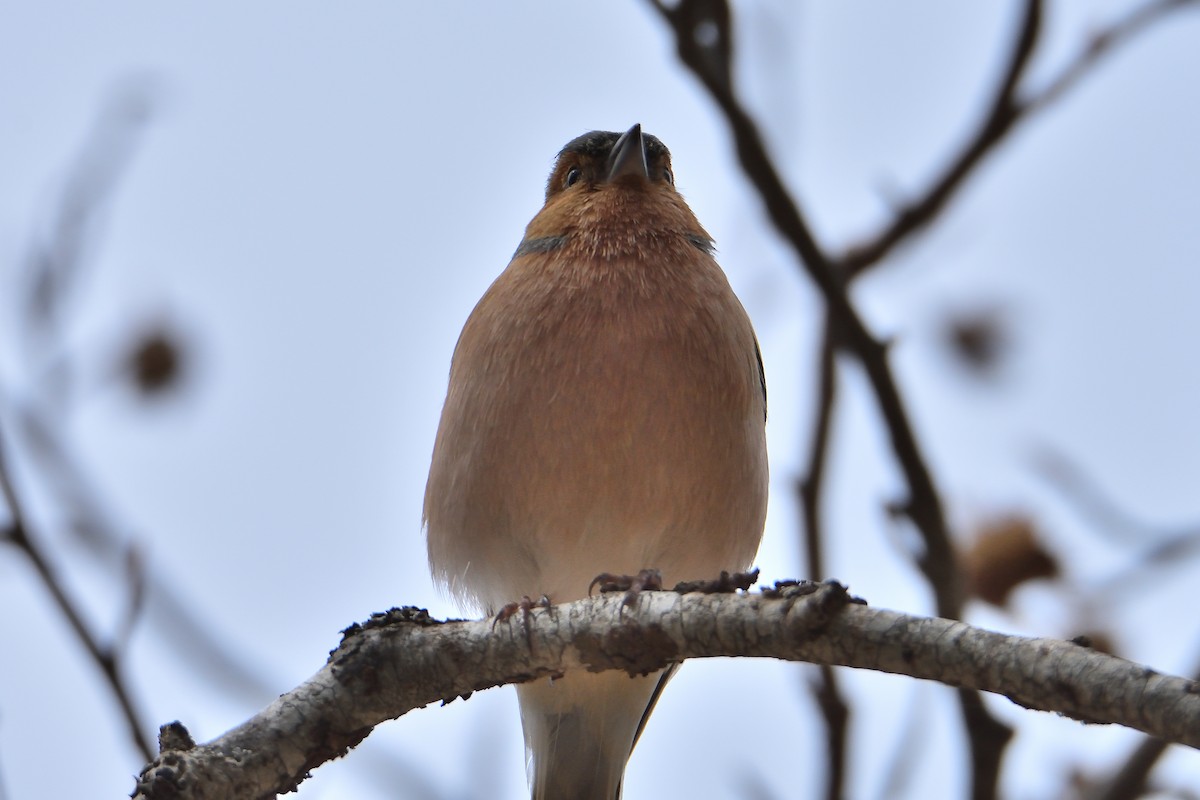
[1,2,1198,798]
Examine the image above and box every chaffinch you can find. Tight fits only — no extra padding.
[424,124,768,799]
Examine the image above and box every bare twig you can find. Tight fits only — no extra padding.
[646,1,1008,793]
[795,318,850,800]
[874,687,932,800]
[1083,635,1200,798]
[840,0,1197,279]
[647,3,1197,796]
[1035,446,1200,590]
[1035,446,1200,545]
[0,77,228,766]
[5,74,278,709]
[19,75,157,390]
[114,541,149,654]
[0,422,154,760]
[13,404,276,702]
[841,0,1044,278]
[646,0,962,621]
[1023,0,1200,117]
[798,318,839,584]
[133,588,1200,800]
[1089,736,1170,800]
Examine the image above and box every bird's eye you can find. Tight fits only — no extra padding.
[663,168,674,186]
[565,167,582,187]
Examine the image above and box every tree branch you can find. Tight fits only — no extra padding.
[133,585,1200,800]
[795,318,850,800]
[1086,650,1200,800]
[647,0,963,619]
[0,422,154,761]
[798,318,838,586]
[646,1,1010,792]
[839,0,1042,278]
[839,0,1196,278]
[1023,0,1199,118]
[645,4,1197,795]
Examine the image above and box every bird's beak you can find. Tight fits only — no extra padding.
[607,123,649,183]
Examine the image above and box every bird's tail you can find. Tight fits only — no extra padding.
[518,667,675,800]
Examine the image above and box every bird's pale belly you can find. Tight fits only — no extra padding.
[444,356,766,610]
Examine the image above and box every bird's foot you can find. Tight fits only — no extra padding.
[672,568,760,594]
[589,568,663,607]
[492,594,551,629]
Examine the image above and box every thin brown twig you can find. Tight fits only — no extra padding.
[840,0,1043,278]
[5,76,453,797]
[1086,648,1200,799]
[1089,736,1170,800]
[1035,445,1200,546]
[840,0,1197,279]
[1035,446,1200,595]
[1036,444,1200,799]
[647,0,966,662]
[795,317,850,800]
[798,318,838,584]
[647,0,962,619]
[1024,0,1199,117]
[15,403,276,701]
[646,1,1022,795]
[649,2,1195,796]
[0,422,154,761]
[114,542,148,654]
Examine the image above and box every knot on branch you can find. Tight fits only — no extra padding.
[332,606,441,658]
[766,579,862,638]
[157,721,196,753]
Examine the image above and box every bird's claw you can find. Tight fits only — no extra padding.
[671,568,760,594]
[589,568,663,607]
[492,594,552,629]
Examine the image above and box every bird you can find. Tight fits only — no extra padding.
[424,124,768,799]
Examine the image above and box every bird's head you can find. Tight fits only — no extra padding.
[545,124,675,199]
[517,124,711,261]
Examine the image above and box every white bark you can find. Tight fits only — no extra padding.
[132,582,1200,799]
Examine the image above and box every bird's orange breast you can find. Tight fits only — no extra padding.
[425,174,767,612]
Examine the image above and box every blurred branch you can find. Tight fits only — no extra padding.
[841,0,1043,278]
[797,319,838,585]
[18,75,157,392]
[114,541,149,654]
[0,76,282,772]
[1035,446,1200,588]
[647,0,1009,793]
[1037,446,1200,798]
[1034,446,1200,544]
[4,75,279,705]
[649,2,1195,796]
[646,0,962,626]
[874,686,932,800]
[840,0,1196,278]
[1024,0,1200,117]
[133,586,1200,800]
[12,197,263,722]
[5,75,455,800]
[795,318,850,800]
[1086,647,1200,800]
[12,403,277,701]
[0,422,154,761]
[1088,735,1171,800]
